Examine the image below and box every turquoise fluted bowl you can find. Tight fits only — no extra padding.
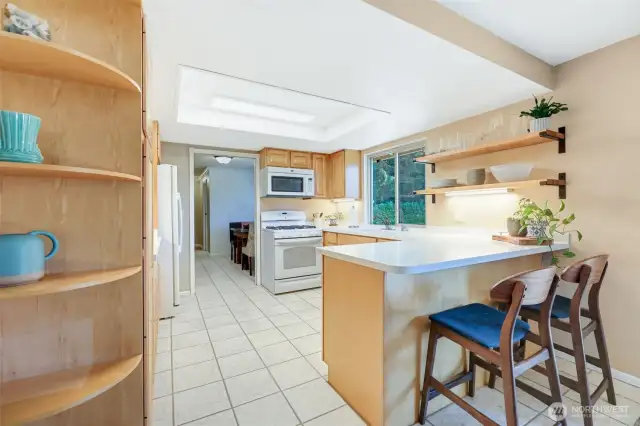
[0,110,44,163]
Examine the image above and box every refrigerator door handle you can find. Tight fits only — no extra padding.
[176,192,184,254]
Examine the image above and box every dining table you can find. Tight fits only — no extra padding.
[233,230,249,264]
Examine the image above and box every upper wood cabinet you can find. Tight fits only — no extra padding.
[260,148,290,168]
[313,154,327,198]
[290,151,312,169]
[330,150,361,199]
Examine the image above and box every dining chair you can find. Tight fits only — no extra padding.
[242,223,255,276]
[419,267,566,426]
[494,255,615,426]
[229,221,242,262]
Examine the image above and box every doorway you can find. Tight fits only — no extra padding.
[189,148,261,293]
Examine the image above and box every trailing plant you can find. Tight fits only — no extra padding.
[520,95,568,119]
[512,198,582,265]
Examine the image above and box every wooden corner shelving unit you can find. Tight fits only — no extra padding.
[0,1,145,425]
[415,128,565,172]
[1,355,142,426]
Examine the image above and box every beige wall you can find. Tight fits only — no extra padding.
[364,36,640,376]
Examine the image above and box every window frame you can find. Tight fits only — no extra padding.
[364,139,427,227]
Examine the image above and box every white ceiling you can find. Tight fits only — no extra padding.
[145,0,548,152]
[194,155,255,170]
[438,0,640,66]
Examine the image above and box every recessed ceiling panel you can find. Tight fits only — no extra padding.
[176,66,389,143]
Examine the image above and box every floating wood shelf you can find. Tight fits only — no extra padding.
[415,129,565,169]
[414,174,567,203]
[0,266,141,300]
[0,162,142,182]
[1,355,142,426]
[0,32,140,92]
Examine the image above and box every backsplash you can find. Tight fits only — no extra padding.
[260,198,364,226]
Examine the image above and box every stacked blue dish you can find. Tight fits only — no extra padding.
[0,110,44,163]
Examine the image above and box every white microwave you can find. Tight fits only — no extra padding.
[260,167,315,198]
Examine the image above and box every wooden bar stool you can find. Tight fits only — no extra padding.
[498,255,615,426]
[419,267,566,426]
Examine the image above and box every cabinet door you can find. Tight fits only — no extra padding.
[337,234,376,245]
[313,154,327,197]
[332,151,345,199]
[290,151,312,169]
[265,149,291,167]
[323,231,338,245]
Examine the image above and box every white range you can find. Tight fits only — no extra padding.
[260,210,323,294]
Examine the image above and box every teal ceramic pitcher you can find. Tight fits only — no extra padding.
[0,231,58,286]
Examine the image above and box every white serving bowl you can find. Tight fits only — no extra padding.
[489,164,533,182]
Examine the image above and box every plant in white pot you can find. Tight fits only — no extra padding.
[517,199,582,265]
[519,95,568,132]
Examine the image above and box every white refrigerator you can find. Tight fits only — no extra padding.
[158,164,184,319]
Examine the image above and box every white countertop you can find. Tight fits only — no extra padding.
[317,226,570,274]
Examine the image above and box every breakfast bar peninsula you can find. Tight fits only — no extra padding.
[317,227,569,426]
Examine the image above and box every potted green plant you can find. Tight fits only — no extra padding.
[507,198,533,236]
[517,199,582,265]
[520,95,568,132]
[325,212,344,227]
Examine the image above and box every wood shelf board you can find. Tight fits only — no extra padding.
[0,266,141,300]
[415,178,566,195]
[0,162,142,182]
[1,355,142,426]
[415,130,564,164]
[0,32,140,92]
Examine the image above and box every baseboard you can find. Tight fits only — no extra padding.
[555,351,640,388]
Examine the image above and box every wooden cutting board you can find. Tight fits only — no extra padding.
[492,234,552,246]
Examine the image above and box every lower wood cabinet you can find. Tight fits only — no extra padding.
[336,233,377,245]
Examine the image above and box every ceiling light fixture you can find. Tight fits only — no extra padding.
[444,188,513,197]
[215,156,232,164]
[210,96,315,124]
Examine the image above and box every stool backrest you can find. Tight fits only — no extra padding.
[561,254,609,286]
[490,267,558,306]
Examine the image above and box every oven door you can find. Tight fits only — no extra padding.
[274,237,323,280]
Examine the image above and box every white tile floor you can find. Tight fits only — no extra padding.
[154,252,640,426]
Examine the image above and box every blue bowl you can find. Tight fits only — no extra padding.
[0,111,43,163]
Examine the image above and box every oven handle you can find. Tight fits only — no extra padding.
[274,237,323,246]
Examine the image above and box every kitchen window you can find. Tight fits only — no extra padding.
[367,145,426,225]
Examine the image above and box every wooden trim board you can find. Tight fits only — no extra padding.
[415,130,564,164]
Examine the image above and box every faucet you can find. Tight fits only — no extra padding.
[398,210,408,231]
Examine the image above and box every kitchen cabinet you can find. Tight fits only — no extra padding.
[330,150,361,199]
[337,234,376,245]
[290,151,312,169]
[260,148,291,168]
[323,231,338,246]
[313,154,327,198]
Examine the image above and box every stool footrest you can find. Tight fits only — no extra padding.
[474,357,555,406]
[531,365,579,390]
[526,333,604,369]
[430,377,500,426]
[591,378,610,405]
[427,371,474,401]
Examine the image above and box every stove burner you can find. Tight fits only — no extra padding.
[266,225,317,230]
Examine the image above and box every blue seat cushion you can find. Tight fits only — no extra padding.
[430,303,531,349]
[526,295,572,319]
